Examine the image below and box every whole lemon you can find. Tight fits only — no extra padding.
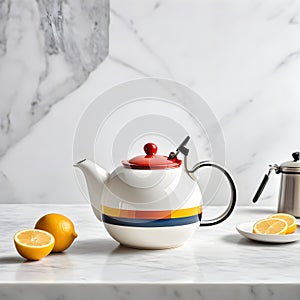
[35,213,78,252]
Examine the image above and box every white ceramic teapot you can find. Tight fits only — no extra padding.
[74,136,237,249]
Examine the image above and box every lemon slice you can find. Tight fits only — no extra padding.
[14,229,55,261]
[269,213,297,234]
[253,218,288,235]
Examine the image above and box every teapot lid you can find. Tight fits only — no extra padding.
[280,152,300,173]
[122,142,182,170]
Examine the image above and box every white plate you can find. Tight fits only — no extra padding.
[236,222,300,244]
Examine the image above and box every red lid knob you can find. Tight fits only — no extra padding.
[144,143,157,157]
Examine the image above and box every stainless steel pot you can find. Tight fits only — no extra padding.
[253,152,300,217]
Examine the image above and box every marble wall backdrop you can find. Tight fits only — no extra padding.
[0,0,109,154]
[0,0,300,207]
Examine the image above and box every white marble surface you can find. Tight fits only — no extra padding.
[1,204,300,299]
[1,0,300,206]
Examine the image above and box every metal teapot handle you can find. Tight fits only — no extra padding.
[184,156,237,226]
[252,164,280,203]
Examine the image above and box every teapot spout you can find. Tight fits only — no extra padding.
[73,159,109,221]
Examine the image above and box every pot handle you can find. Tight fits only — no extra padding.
[252,174,270,203]
[185,158,237,226]
[252,164,279,203]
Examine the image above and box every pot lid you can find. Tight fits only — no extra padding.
[280,152,300,173]
[122,142,182,170]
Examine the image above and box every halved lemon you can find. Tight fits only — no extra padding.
[269,213,297,234]
[14,229,55,261]
[253,218,288,235]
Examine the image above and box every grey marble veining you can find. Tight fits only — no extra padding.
[0,0,109,155]
[1,204,300,299]
[1,284,300,300]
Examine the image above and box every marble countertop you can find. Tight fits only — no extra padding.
[1,204,300,300]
